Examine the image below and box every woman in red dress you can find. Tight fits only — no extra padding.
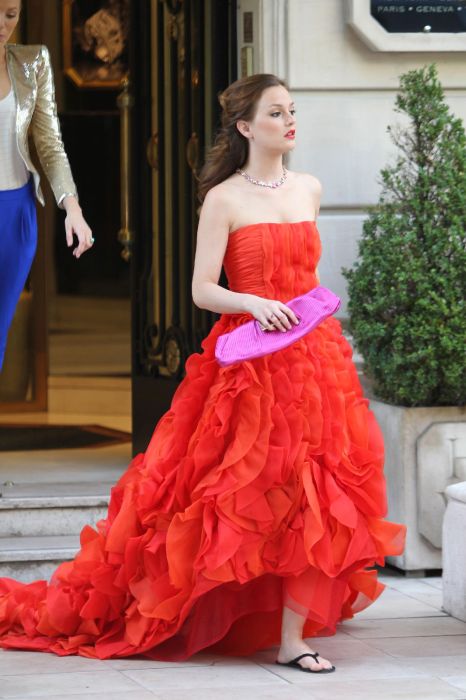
[0,74,405,673]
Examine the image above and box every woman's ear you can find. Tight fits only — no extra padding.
[236,120,252,139]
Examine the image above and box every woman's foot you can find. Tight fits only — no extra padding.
[279,604,335,672]
[277,639,334,672]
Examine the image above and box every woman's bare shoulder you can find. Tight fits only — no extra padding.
[202,177,244,218]
[291,170,322,194]
[198,181,239,234]
[203,178,236,204]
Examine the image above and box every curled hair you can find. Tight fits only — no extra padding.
[197,73,287,203]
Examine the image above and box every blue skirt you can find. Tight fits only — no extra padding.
[0,179,37,370]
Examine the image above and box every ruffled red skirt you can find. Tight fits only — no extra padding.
[0,315,405,660]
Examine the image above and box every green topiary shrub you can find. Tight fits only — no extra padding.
[343,64,466,407]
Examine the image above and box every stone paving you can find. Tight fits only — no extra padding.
[0,570,465,699]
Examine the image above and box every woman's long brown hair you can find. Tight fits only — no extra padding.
[197,74,287,203]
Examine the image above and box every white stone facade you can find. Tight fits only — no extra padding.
[443,482,466,621]
[237,0,466,316]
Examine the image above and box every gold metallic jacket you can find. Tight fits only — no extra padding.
[6,43,77,207]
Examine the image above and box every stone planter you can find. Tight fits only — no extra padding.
[370,399,466,574]
[443,481,466,621]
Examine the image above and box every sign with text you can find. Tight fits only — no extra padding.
[371,1,466,32]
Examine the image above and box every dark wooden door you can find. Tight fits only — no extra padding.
[130,0,237,453]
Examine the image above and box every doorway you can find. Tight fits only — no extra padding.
[130,0,237,453]
[47,0,131,381]
[0,0,237,439]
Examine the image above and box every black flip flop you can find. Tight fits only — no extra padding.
[276,651,336,674]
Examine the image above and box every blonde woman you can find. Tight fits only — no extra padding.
[0,0,92,369]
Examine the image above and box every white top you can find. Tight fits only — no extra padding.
[0,89,29,191]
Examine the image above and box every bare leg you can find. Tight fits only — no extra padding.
[277,605,334,671]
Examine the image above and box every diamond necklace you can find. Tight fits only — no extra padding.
[236,167,288,189]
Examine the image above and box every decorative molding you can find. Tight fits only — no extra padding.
[417,421,466,549]
[236,0,261,76]
[237,0,289,78]
[261,0,289,79]
[347,0,466,52]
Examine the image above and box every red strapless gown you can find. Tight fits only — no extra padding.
[0,221,405,660]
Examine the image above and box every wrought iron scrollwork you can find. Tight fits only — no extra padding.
[162,326,188,378]
[117,78,134,261]
[164,0,183,16]
[186,132,200,179]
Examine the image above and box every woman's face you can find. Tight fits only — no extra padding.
[240,85,297,154]
[0,0,20,48]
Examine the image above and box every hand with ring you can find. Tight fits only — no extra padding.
[62,195,94,259]
[245,295,300,333]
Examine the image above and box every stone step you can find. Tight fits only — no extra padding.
[0,482,112,537]
[0,534,80,583]
[48,375,131,415]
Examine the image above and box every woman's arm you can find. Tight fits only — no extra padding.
[192,188,246,314]
[192,188,298,331]
[30,46,77,209]
[31,46,93,257]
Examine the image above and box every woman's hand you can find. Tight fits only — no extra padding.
[243,294,300,332]
[62,196,94,259]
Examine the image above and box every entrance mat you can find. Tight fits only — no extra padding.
[0,424,131,452]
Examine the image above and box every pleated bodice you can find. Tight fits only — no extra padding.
[223,220,321,301]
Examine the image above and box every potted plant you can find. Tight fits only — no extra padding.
[343,64,466,573]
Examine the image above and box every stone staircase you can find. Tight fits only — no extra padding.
[0,480,114,582]
[0,293,132,581]
[0,436,130,583]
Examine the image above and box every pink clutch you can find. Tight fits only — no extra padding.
[215,286,341,367]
